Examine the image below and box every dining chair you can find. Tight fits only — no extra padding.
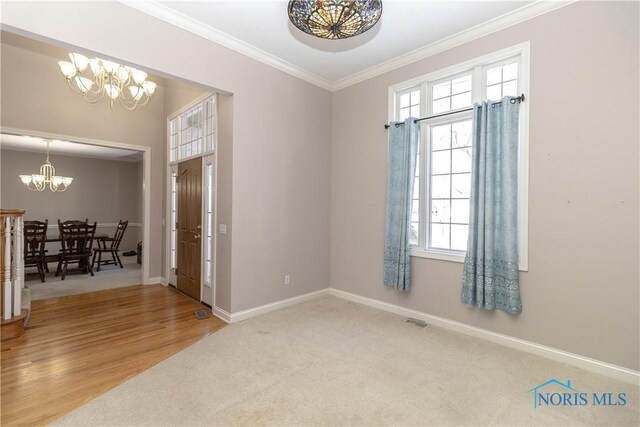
[23,220,48,282]
[57,220,97,280]
[92,220,128,271]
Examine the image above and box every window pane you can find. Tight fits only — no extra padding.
[412,177,420,200]
[432,150,451,174]
[432,97,450,114]
[451,225,469,250]
[410,105,420,118]
[411,200,419,223]
[431,175,450,198]
[487,84,501,101]
[431,199,450,223]
[452,121,472,148]
[451,199,470,224]
[451,75,471,95]
[451,92,471,110]
[432,124,451,150]
[451,147,472,173]
[410,222,419,246]
[503,62,518,81]
[486,65,501,85]
[431,224,450,249]
[399,92,410,108]
[452,173,471,198]
[399,108,410,121]
[410,90,421,105]
[503,80,518,97]
[432,81,450,99]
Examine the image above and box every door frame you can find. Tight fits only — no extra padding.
[1,126,152,285]
[164,92,217,307]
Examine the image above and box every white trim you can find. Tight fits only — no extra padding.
[228,289,330,324]
[120,1,573,92]
[212,305,231,323]
[328,288,640,385]
[119,0,333,91]
[1,126,152,285]
[148,276,163,284]
[410,248,465,263]
[332,1,574,91]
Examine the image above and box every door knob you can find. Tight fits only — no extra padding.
[196,225,201,230]
[194,234,201,239]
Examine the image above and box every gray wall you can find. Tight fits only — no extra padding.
[330,1,639,370]
[0,149,142,252]
[1,0,333,313]
[0,31,165,278]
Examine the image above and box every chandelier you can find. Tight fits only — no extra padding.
[19,140,73,192]
[58,53,157,110]
[288,0,383,40]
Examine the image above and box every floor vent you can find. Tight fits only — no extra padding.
[194,309,210,320]
[404,318,429,328]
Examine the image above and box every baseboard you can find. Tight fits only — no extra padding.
[328,288,640,385]
[212,305,231,323]
[229,289,330,324]
[147,276,164,285]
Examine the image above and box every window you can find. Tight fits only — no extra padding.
[169,95,216,162]
[392,43,529,269]
[203,158,214,288]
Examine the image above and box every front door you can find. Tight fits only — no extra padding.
[177,157,202,301]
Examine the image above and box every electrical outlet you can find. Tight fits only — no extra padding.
[219,224,227,235]
[284,275,291,285]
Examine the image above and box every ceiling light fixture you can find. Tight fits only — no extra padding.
[58,53,157,110]
[288,0,383,40]
[19,140,73,192]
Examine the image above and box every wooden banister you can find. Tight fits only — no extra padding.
[1,209,27,339]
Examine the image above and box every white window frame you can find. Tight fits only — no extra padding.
[388,42,530,271]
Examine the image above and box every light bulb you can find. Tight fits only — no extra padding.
[89,58,103,76]
[74,76,94,93]
[69,53,89,72]
[142,81,157,96]
[102,60,119,75]
[20,175,33,185]
[129,86,144,101]
[117,66,129,83]
[58,61,77,79]
[105,84,120,100]
[62,177,74,186]
[51,176,64,186]
[131,69,148,85]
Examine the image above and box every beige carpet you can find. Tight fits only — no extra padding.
[28,255,142,300]
[53,296,639,426]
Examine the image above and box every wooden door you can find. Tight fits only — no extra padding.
[177,157,202,301]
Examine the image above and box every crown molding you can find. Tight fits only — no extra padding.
[119,0,333,92]
[331,0,576,91]
[120,0,576,93]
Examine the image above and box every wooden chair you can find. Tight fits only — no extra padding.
[57,220,97,280]
[23,220,48,282]
[92,220,128,271]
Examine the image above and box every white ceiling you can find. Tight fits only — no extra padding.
[0,134,143,162]
[140,0,535,86]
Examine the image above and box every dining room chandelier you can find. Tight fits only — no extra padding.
[288,0,383,40]
[19,140,73,192]
[58,53,157,110]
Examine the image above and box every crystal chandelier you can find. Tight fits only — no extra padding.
[19,140,73,192]
[58,53,157,110]
[288,0,383,40]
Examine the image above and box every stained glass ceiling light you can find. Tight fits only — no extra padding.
[288,0,383,40]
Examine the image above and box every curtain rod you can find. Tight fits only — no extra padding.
[384,94,525,129]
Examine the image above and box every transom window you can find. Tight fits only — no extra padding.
[392,43,529,269]
[169,95,216,162]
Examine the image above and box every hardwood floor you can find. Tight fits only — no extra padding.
[0,284,226,426]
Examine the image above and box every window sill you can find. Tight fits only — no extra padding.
[410,248,465,263]
[410,248,529,272]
